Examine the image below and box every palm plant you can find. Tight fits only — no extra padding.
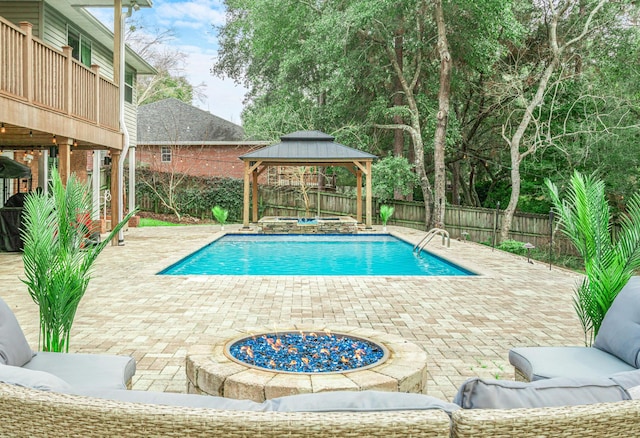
[380,205,395,229]
[212,205,229,229]
[546,171,640,346]
[21,168,135,352]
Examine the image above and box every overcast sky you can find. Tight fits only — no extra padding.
[90,0,246,125]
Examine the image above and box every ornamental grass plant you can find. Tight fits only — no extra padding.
[380,205,395,228]
[21,168,135,352]
[211,205,229,229]
[546,171,640,346]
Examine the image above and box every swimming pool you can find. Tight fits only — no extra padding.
[160,234,474,276]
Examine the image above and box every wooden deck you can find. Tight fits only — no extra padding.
[0,18,122,150]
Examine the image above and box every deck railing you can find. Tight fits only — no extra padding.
[0,18,119,131]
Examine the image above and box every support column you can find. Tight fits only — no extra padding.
[252,169,259,222]
[113,0,122,84]
[38,149,49,195]
[356,170,363,223]
[92,151,101,220]
[242,161,251,228]
[58,138,72,185]
[129,146,136,213]
[365,161,372,228]
[110,150,121,245]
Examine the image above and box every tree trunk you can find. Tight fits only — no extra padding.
[501,153,521,242]
[499,0,607,241]
[375,24,432,227]
[393,32,405,200]
[433,0,452,229]
[500,60,556,241]
[411,130,433,227]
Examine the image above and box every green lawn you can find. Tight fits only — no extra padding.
[138,218,180,227]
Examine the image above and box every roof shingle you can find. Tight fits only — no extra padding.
[137,98,244,143]
[240,130,376,160]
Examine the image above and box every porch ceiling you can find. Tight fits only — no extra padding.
[0,119,119,151]
[67,1,153,6]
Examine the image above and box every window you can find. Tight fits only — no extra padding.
[125,70,134,104]
[68,27,91,67]
[161,146,172,163]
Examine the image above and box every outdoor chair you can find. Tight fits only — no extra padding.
[510,276,640,381]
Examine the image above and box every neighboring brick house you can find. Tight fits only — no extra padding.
[136,98,268,179]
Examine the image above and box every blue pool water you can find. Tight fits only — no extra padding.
[160,234,474,276]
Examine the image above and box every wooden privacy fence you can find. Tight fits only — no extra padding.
[258,187,574,253]
[136,186,574,253]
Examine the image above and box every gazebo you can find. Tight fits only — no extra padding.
[239,131,377,228]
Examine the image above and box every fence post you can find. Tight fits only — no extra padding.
[492,201,500,250]
[457,195,461,238]
[549,209,554,270]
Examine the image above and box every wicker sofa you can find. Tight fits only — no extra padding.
[5,278,640,437]
[1,382,640,437]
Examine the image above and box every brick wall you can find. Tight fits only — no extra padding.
[71,150,89,181]
[137,144,260,179]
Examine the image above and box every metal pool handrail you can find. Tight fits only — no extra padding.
[414,228,450,255]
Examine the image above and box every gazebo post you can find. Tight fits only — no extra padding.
[365,160,372,228]
[243,161,251,228]
[252,169,259,222]
[356,169,363,223]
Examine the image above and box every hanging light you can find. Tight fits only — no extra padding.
[52,134,57,144]
[29,130,33,137]
[73,139,78,147]
[1,123,5,134]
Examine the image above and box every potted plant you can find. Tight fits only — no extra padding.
[380,205,395,232]
[21,168,136,352]
[546,171,640,346]
[212,205,229,231]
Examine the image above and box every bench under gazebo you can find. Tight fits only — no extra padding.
[239,131,377,229]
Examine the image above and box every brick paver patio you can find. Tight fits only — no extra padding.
[0,224,583,401]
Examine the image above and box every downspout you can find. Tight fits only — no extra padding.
[117,5,133,244]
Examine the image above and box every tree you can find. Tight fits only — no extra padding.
[125,16,204,105]
[136,110,208,220]
[498,0,624,241]
[372,155,418,203]
[215,0,519,227]
[214,0,640,230]
[432,0,452,228]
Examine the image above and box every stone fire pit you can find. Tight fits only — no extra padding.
[186,326,428,402]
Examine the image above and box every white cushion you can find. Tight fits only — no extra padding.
[269,390,460,414]
[0,298,34,367]
[454,376,630,409]
[24,352,136,390]
[594,276,640,368]
[0,364,71,392]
